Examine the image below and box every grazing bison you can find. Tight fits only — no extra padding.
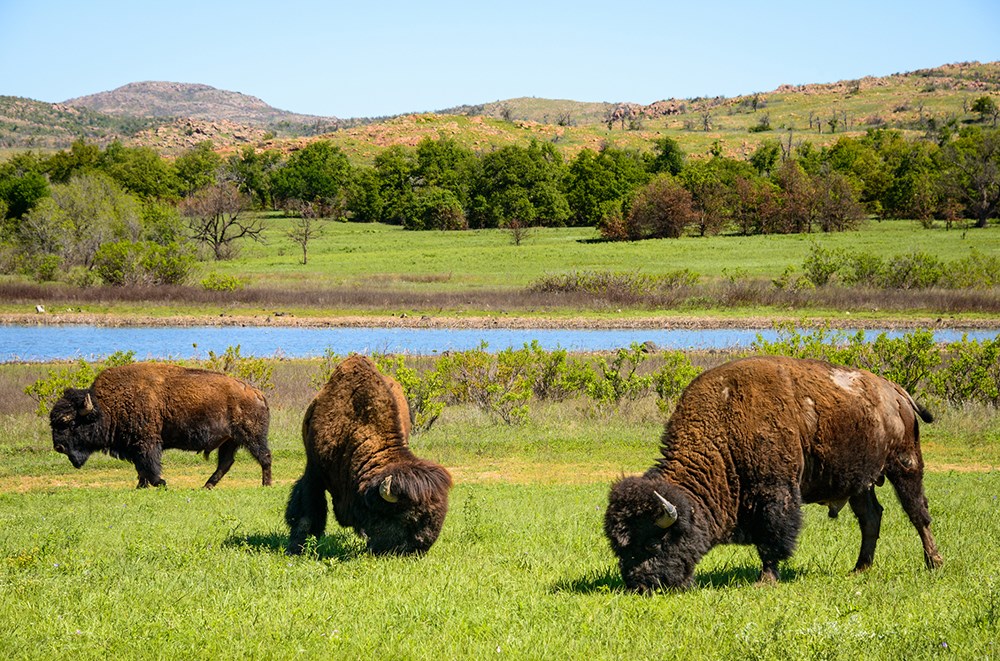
[604,355,943,592]
[49,362,272,489]
[285,355,452,556]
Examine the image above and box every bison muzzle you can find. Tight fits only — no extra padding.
[604,355,943,592]
[49,362,272,489]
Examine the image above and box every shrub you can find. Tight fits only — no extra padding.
[653,351,703,415]
[840,251,886,287]
[200,272,245,292]
[580,343,653,409]
[879,251,944,289]
[437,342,534,424]
[94,241,194,287]
[624,175,697,239]
[373,353,446,433]
[203,345,274,391]
[801,243,844,287]
[940,249,1000,289]
[929,336,1000,407]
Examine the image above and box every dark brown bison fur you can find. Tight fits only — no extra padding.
[604,355,943,592]
[285,355,452,556]
[49,362,272,489]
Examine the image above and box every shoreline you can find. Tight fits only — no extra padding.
[2,311,999,331]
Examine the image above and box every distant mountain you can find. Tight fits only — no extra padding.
[63,81,345,136]
[2,62,998,156]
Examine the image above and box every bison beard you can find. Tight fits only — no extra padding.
[285,355,452,556]
[49,363,272,489]
[604,355,943,592]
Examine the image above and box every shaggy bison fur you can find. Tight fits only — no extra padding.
[49,362,272,488]
[285,355,452,556]
[604,355,943,592]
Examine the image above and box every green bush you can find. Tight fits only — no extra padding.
[437,342,533,424]
[373,354,446,433]
[94,241,195,286]
[580,343,653,409]
[801,243,844,287]
[204,345,274,391]
[929,336,1000,407]
[653,351,703,415]
[880,251,944,289]
[200,272,245,292]
[940,249,1000,289]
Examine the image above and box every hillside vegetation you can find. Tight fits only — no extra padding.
[2,61,998,159]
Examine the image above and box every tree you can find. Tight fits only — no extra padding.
[284,200,330,265]
[622,174,697,240]
[225,146,281,209]
[971,95,999,127]
[98,141,178,199]
[270,141,352,206]
[174,141,222,195]
[180,182,261,259]
[45,139,102,184]
[814,171,866,232]
[938,127,1000,228]
[17,172,143,269]
[468,141,569,229]
[649,136,685,176]
[0,151,50,223]
[565,147,649,226]
[749,140,782,176]
[773,159,817,233]
[403,186,466,231]
[371,146,416,225]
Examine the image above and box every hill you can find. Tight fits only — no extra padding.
[2,61,998,158]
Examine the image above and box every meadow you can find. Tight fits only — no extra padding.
[3,218,999,326]
[1,357,998,659]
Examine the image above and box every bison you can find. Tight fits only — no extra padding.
[49,362,272,489]
[285,355,452,556]
[604,355,943,592]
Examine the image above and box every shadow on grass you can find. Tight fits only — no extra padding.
[223,530,365,561]
[554,564,802,594]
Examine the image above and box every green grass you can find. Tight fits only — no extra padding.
[1,356,998,659]
[220,218,1000,289]
[1,474,997,659]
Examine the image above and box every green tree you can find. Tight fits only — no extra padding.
[565,147,648,226]
[403,186,466,230]
[749,140,781,176]
[649,136,685,175]
[414,136,476,205]
[971,95,999,126]
[45,139,102,184]
[225,146,281,209]
[371,145,417,225]
[0,151,50,222]
[98,141,178,199]
[270,140,352,206]
[938,127,1000,228]
[174,141,222,195]
[468,141,569,229]
[17,172,143,269]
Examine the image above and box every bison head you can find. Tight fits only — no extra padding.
[605,475,705,592]
[49,388,104,469]
[354,461,452,556]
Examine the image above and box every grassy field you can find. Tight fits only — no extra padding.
[4,218,998,327]
[1,358,998,659]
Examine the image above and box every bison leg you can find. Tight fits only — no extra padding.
[244,442,273,487]
[886,464,943,570]
[133,448,166,488]
[753,487,803,583]
[203,440,238,489]
[848,487,883,571]
[285,464,328,555]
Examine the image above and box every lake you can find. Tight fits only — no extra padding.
[1,324,996,362]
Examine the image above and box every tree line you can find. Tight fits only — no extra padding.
[0,119,997,284]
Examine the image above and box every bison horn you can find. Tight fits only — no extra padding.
[81,393,94,414]
[653,490,678,529]
[379,475,399,503]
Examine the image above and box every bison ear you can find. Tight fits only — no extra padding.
[379,475,399,503]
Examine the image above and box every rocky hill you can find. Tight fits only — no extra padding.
[2,61,998,157]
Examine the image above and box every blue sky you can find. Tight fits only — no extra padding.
[2,0,998,118]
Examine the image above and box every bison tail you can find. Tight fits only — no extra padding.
[915,402,933,424]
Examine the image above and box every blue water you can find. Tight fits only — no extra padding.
[1,324,996,362]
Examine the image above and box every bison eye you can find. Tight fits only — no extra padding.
[55,445,66,453]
